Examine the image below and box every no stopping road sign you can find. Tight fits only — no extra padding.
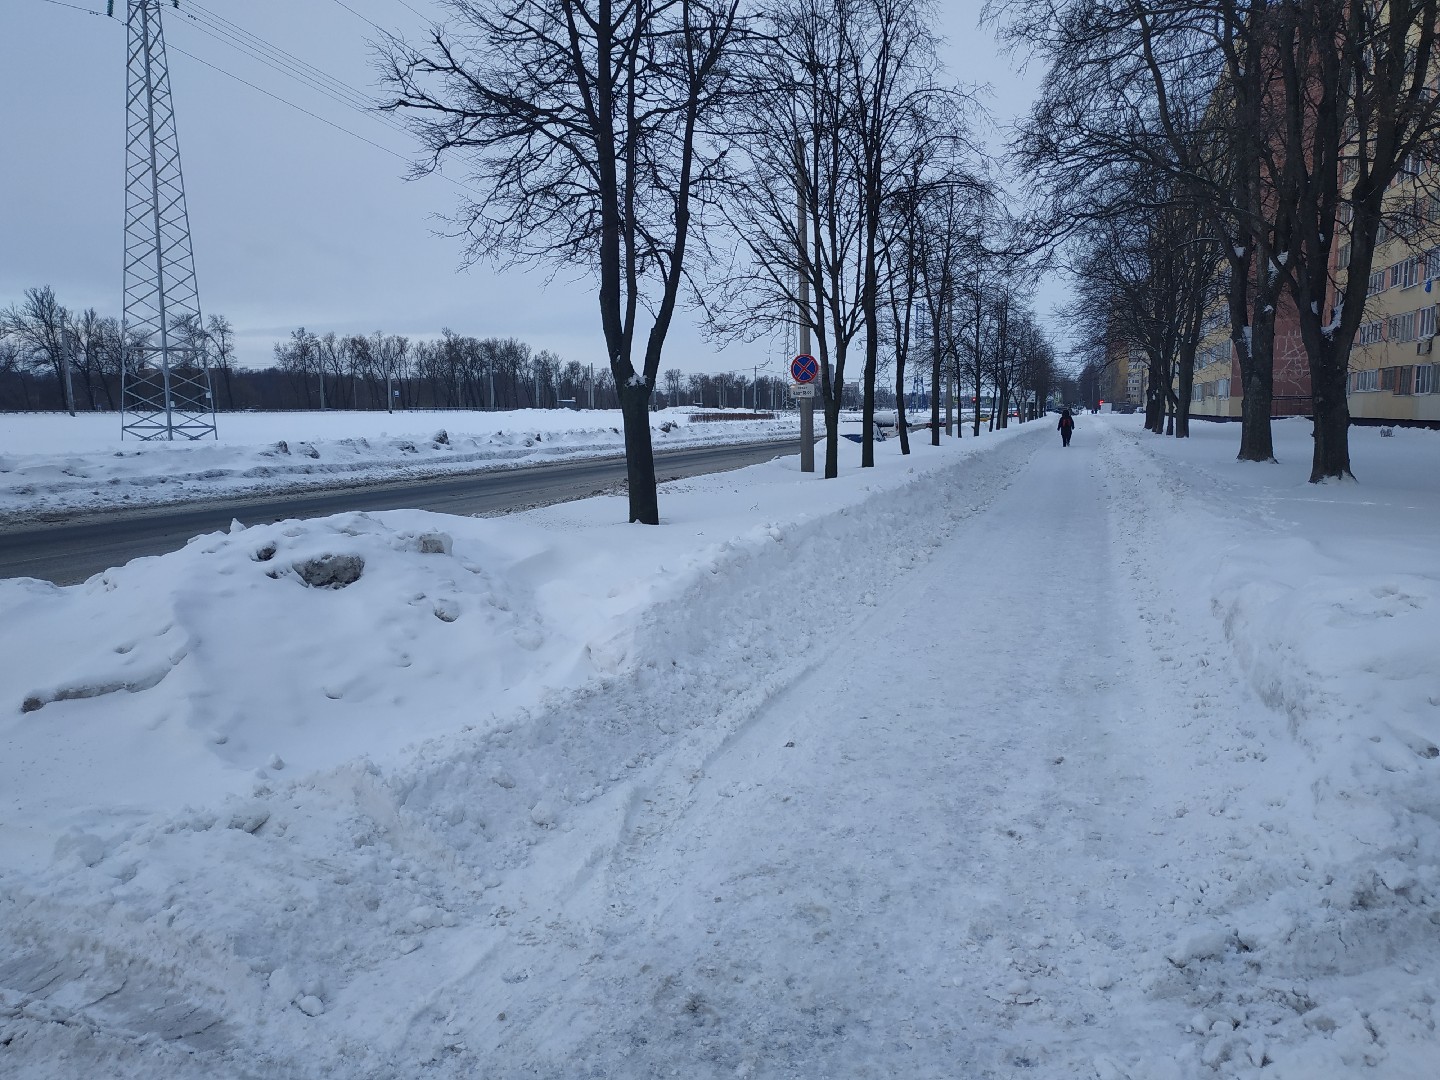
[791,353,819,384]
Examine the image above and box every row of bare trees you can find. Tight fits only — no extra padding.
[1,285,950,414]
[0,288,596,414]
[379,0,1054,521]
[0,286,237,415]
[999,0,1440,482]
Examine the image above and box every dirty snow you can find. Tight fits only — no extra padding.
[1,414,1437,1079]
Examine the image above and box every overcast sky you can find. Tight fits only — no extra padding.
[2,0,1062,379]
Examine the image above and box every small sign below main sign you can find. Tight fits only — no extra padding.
[790,384,816,398]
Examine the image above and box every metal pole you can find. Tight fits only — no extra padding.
[797,137,815,473]
[140,3,174,438]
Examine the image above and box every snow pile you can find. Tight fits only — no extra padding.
[1113,419,1440,1078]
[0,408,799,522]
[2,414,1439,1078]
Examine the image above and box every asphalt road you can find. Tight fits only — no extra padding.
[0,439,793,586]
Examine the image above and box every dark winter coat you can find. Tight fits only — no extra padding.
[1058,412,1075,432]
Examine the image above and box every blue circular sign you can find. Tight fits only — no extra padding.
[791,353,819,383]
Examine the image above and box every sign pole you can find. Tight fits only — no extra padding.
[796,137,815,473]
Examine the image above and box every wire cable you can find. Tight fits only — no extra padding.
[34,0,483,196]
[166,42,482,198]
[172,1,488,175]
[394,0,431,22]
[166,43,412,163]
[327,0,404,39]
[180,3,395,118]
[34,0,106,15]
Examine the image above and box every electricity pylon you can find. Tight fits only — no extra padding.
[118,0,217,440]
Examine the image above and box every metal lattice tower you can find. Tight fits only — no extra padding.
[120,0,217,440]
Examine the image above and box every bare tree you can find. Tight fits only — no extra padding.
[4,286,77,415]
[1266,0,1440,481]
[707,0,867,477]
[1002,0,1287,461]
[204,314,237,410]
[845,0,948,467]
[909,169,991,447]
[380,0,746,523]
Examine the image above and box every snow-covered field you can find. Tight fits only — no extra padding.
[0,408,800,523]
[1,414,1437,1079]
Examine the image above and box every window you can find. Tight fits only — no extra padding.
[1369,270,1387,295]
[1358,320,1386,345]
[1389,311,1417,342]
[1390,262,1405,288]
[1217,378,1230,399]
[1351,368,1379,392]
[1416,364,1437,394]
[1427,247,1440,281]
[1420,305,1437,339]
[1406,256,1423,288]
[1338,243,1352,269]
[1378,365,1413,392]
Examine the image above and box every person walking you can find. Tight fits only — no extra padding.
[1058,408,1075,447]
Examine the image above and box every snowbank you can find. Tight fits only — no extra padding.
[1,413,1438,1078]
[0,408,800,522]
[1110,418,1440,1078]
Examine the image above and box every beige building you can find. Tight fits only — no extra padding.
[1341,180,1440,423]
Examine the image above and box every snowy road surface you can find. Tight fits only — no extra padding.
[2,416,1437,1078]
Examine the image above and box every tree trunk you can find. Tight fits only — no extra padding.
[1144,381,1164,433]
[929,344,941,446]
[895,360,910,455]
[1174,342,1195,438]
[861,349,877,468]
[824,398,841,479]
[618,378,659,523]
[1237,300,1277,461]
[1309,356,1353,482]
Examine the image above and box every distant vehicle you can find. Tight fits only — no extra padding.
[841,419,886,443]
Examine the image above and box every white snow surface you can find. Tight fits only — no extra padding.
[2,414,1438,1078]
[0,408,798,523]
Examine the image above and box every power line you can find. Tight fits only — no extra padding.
[165,43,415,166]
[166,42,483,197]
[178,3,402,124]
[172,1,491,177]
[170,2,483,172]
[327,0,403,39]
[34,0,106,15]
[34,0,483,195]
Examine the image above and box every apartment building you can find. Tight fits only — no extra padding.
[1102,336,1146,409]
[1342,180,1440,424]
[1189,285,1312,422]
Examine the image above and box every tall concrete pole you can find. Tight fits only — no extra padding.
[797,137,815,473]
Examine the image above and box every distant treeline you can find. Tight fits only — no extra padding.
[0,286,815,413]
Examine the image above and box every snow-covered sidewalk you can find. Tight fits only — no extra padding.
[2,416,1437,1078]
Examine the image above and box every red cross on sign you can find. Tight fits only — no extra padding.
[791,354,819,384]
